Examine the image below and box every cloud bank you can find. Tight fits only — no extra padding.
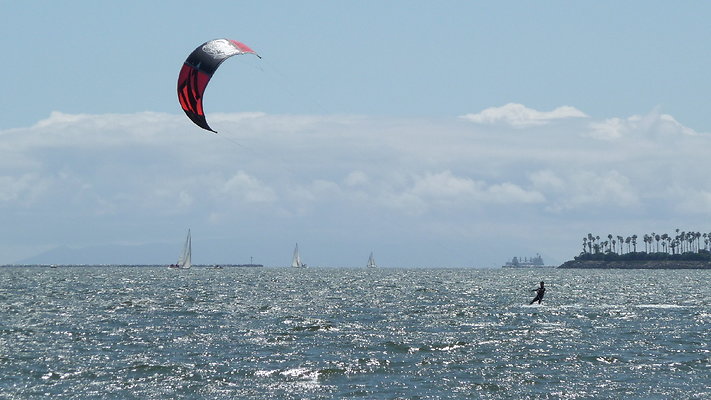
[460,103,588,127]
[0,106,709,266]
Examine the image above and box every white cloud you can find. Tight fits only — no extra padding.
[460,103,588,127]
[567,170,639,209]
[33,111,90,128]
[411,171,480,199]
[0,174,48,204]
[487,182,546,203]
[345,171,369,187]
[586,109,700,141]
[588,117,627,140]
[528,170,565,191]
[217,171,276,203]
[669,187,711,215]
[375,171,544,215]
[528,169,640,212]
[410,171,544,205]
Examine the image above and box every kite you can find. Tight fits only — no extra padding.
[177,39,260,133]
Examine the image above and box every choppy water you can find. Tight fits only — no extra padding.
[1,267,709,399]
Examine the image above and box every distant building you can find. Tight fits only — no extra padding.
[502,253,552,268]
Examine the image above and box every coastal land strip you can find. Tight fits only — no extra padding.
[559,259,711,269]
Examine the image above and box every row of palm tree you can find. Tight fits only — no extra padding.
[582,229,711,256]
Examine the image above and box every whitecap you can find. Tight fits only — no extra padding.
[636,304,686,309]
[280,367,319,380]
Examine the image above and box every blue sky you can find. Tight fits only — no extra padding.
[1,1,710,266]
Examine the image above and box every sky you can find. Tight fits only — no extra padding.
[1,1,711,267]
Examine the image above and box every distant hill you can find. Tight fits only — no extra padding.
[13,243,175,265]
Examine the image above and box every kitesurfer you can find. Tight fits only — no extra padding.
[529,281,545,305]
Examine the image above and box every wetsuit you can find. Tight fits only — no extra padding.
[530,286,545,305]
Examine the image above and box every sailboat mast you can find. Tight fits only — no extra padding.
[185,229,191,269]
[367,251,377,268]
[291,243,303,268]
[180,229,192,269]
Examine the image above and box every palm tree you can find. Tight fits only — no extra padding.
[661,233,669,254]
[580,229,711,257]
[688,234,695,253]
[587,233,594,254]
[617,236,624,254]
[643,234,650,253]
[681,231,687,253]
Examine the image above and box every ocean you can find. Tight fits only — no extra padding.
[1,266,709,399]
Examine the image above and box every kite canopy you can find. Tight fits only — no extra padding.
[177,39,260,133]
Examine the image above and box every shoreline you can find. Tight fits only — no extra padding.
[558,260,711,269]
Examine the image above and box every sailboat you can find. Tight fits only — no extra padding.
[291,243,306,268]
[169,229,192,269]
[366,252,377,268]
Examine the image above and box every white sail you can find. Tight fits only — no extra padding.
[366,252,377,268]
[177,229,192,269]
[291,243,305,268]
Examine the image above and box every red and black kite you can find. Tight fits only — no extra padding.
[177,39,260,133]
